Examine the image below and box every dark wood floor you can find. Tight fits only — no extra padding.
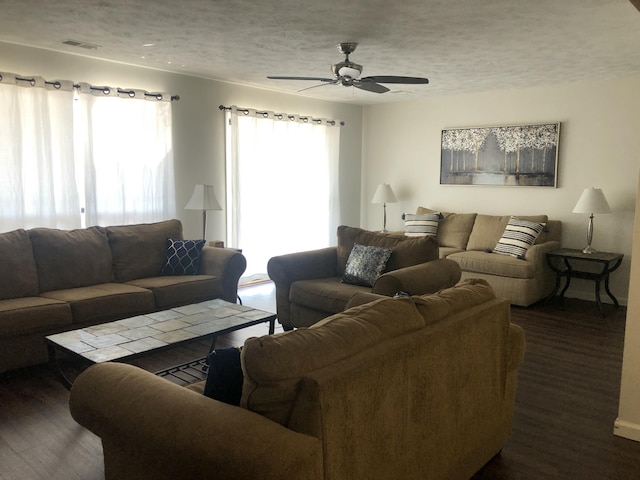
[1,283,639,480]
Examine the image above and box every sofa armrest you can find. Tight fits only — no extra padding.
[267,248,338,330]
[371,258,462,297]
[267,248,338,284]
[199,246,247,303]
[70,363,322,480]
[523,240,561,264]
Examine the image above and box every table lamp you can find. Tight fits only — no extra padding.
[185,184,222,240]
[371,183,397,232]
[572,187,611,254]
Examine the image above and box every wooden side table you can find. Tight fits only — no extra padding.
[545,248,623,316]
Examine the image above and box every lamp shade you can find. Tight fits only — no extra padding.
[572,188,611,215]
[371,183,397,204]
[184,184,222,211]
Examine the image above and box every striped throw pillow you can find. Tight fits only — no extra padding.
[493,217,545,259]
[404,213,441,237]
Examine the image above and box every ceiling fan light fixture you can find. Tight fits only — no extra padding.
[331,61,362,79]
[337,65,362,79]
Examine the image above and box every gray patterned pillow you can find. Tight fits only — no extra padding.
[341,243,393,287]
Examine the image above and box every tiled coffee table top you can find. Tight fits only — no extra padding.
[46,299,274,363]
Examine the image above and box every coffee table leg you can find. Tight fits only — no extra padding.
[47,343,73,391]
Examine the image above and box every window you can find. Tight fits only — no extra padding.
[74,91,175,226]
[0,73,175,231]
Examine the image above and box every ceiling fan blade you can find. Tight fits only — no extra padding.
[362,76,429,84]
[298,80,340,92]
[354,80,390,94]
[267,76,335,82]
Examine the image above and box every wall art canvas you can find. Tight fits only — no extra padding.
[440,123,560,187]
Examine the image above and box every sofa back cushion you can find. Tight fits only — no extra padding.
[0,229,40,300]
[416,207,477,250]
[29,227,113,293]
[241,296,425,426]
[106,219,183,282]
[466,214,548,252]
[336,226,438,276]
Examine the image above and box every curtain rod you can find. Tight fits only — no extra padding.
[1,73,179,101]
[219,104,344,126]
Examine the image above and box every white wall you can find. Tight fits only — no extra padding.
[362,77,640,304]
[0,42,364,242]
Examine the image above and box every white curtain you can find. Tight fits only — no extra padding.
[0,73,175,232]
[74,85,176,226]
[226,107,341,277]
[0,75,80,230]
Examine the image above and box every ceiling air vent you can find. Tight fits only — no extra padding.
[63,40,100,50]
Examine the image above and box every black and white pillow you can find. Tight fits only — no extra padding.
[160,238,205,275]
[342,243,393,287]
[493,217,545,259]
[404,213,441,237]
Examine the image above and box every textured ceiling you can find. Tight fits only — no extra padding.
[1,0,640,105]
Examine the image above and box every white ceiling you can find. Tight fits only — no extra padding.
[2,0,640,105]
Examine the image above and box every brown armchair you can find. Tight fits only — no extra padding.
[267,226,462,330]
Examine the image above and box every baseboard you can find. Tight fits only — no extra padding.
[565,290,628,307]
[614,418,640,442]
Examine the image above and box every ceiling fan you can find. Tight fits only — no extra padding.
[267,43,429,94]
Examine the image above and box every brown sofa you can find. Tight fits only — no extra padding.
[267,225,462,330]
[69,279,525,480]
[412,207,562,306]
[0,219,246,373]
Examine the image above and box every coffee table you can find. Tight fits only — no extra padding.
[46,299,276,389]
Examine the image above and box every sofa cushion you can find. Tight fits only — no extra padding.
[493,217,545,259]
[447,251,536,279]
[29,226,114,293]
[0,297,72,336]
[336,226,438,275]
[416,207,477,250]
[127,275,221,309]
[438,246,465,258]
[291,277,370,315]
[241,296,425,426]
[40,283,156,325]
[403,213,440,237]
[0,229,40,300]
[106,219,183,282]
[342,244,393,287]
[160,238,205,276]
[466,214,548,252]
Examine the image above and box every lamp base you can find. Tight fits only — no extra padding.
[582,245,597,254]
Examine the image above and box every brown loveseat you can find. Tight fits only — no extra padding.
[412,207,562,306]
[267,225,462,330]
[0,219,246,373]
[69,279,525,480]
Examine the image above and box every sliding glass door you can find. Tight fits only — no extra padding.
[224,107,340,280]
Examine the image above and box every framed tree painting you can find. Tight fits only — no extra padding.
[440,123,560,187]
